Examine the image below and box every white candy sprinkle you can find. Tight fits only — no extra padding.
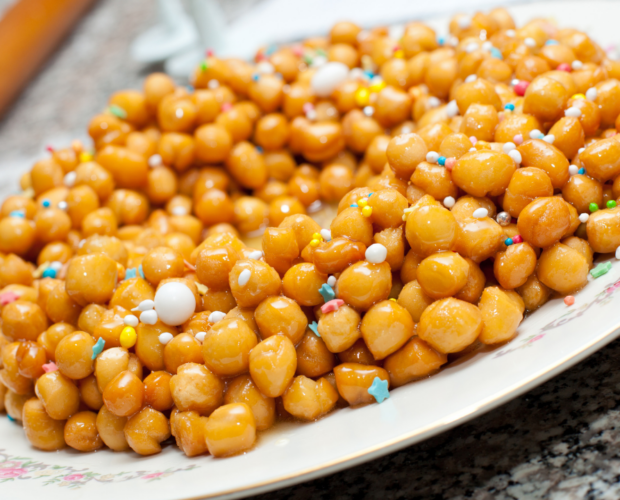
[208,311,226,323]
[327,275,337,287]
[579,213,590,223]
[464,74,477,83]
[543,134,555,144]
[257,61,275,74]
[446,100,459,118]
[349,68,365,80]
[502,142,516,154]
[320,229,332,241]
[508,149,522,164]
[426,151,439,164]
[158,332,173,345]
[133,300,155,312]
[458,16,472,29]
[571,60,583,70]
[469,147,476,152]
[207,79,220,89]
[511,78,520,87]
[124,314,139,327]
[530,129,542,139]
[506,29,516,38]
[465,42,478,53]
[78,239,85,248]
[49,261,63,271]
[58,201,68,211]
[481,41,493,51]
[363,106,374,116]
[448,36,459,47]
[569,165,579,175]
[248,250,263,260]
[306,109,317,121]
[365,243,387,264]
[427,97,441,108]
[311,55,327,68]
[473,208,489,218]
[140,310,158,325]
[238,269,251,287]
[171,206,187,216]
[154,282,196,326]
[64,171,76,187]
[586,87,598,101]
[175,108,184,119]
[148,154,162,168]
[443,196,456,208]
[578,147,585,154]
[565,107,582,118]
[195,331,206,342]
[524,37,536,48]
[616,246,620,260]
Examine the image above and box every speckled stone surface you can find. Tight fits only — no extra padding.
[1,1,620,499]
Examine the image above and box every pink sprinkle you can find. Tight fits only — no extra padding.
[513,133,523,145]
[42,362,58,373]
[221,102,233,112]
[46,145,54,153]
[469,136,478,145]
[321,299,345,314]
[206,49,214,57]
[564,295,575,306]
[514,80,530,96]
[292,45,304,57]
[302,102,314,113]
[445,157,456,170]
[0,291,20,305]
[557,63,571,72]
[512,235,523,244]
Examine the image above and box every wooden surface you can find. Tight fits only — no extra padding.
[0,0,96,116]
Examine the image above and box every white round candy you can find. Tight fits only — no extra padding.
[248,250,263,260]
[148,154,162,168]
[207,79,220,89]
[124,314,139,327]
[327,276,337,287]
[426,151,439,163]
[472,208,489,219]
[195,331,207,342]
[571,60,583,70]
[133,299,155,312]
[58,201,68,211]
[465,42,478,54]
[524,37,536,48]
[565,107,582,118]
[569,165,579,176]
[320,229,332,241]
[238,269,252,287]
[529,129,542,139]
[427,97,440,108]
[506,30,516,38]
[579,213,590,223]
[446,100,459,118]
[257,61,275,74]
[311,55,327,68]
[158,332,173,345]
[443,196,456,208]
[349,68,364,80]
[171,206,187,216]
[140,310,158,325]
[508,149,522,164]
[64,171,77,187]
[365,243,387,264]
[578,147,585,154]
[208,311,226,323]
[49,261,63,271]
[586,87,598,101]
[310,62,349,97]
[363,106,374,117]
[154,282,196,326]
[464,74,477,83]
[543,134,555,144]
[502,142,516,154]
[481,41,492,51]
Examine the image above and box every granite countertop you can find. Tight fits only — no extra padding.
[1,1,620,499]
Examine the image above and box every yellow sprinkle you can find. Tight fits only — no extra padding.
[362,206,373,217]
[572,93,586,100]
[120,326,137,349]
[389,298,397,302]
[355,88,370,107]
[358,198,368,208]
[403,207,414,214]
[369,80,386,93]
[79,152,93,163]
[312,232,321,240]
[310,239,320,247]
[196,283,208,295]
[394,50,405,59]
[33,261,50,279]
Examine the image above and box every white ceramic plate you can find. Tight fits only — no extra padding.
[3,1,620,499]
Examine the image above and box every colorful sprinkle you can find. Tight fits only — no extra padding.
[9,210,25,218]
[91,338,105,359]
[590,262,612,278]
[42,199,51,208]
[310,239,320,247]
[512,235,523,244]
[438,156,446,166]
[327,275,337,287]
[564,295,575,306]
[557,63,571,72]
[505,238,514,246]
[321,299,345,314]
[445,157,456,170]
[578,167,586,174]
[589,203,599,213]
[319,283,336,302]
[248,250,263,260]
[362,206,373,217]
[607,200,617,209]
[514,80,529,96]
[120,326,137,349]
[79,152,93,163]
[504,103,515,111]
[41,267,57,279]
[7,415,15,422]
[125,267,137,280]
[367,376,389,403]
[0,291,19,305]
[513,134,524,145]
[355,88,370,107]
[109,104,127,119]
[309,321,320,337]
[490,47,502,59]
[426,151,439,163]
[42,362,58,373]
[586,87,598,101]
[496,211,511,226]
[138,264,145,279]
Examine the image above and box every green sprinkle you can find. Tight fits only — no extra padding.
[109,105,127,120]
[589,202,599,213]
[607,200,617,209]
[200,60,208,71]
[590,261,612,278]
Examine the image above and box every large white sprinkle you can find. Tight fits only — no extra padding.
[248,250,263,260]
[426,151,439,164]
[327,275,337,287]
[464,74,477,83]
[365,243,387,264]
[542,134,555,144]
[133,299,155,312]
[148,154,162,168]
[529,129,542,139]
[565,107,582,118]
[472,208,489,219]
[524,37,536,48]
[208,311,226,323]
[140,309,158,325]
[158,332,173,345]
[571,60,583,70]
[64,171,77,187]
[320,229,332,241]
[238,269,252,287]
[586,87,598,101]
[427,97,441,108]
[569,165,579,176]
[446,100,459,118]
[171,206,187,216]
[508,149,522,164]
[502,142,516,154]
[443,196,456,208]
[124,314,139,327]
[195,331,207,342]
[310,62,349,97]
[579,213,590,223]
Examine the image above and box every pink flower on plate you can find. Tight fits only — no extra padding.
[63,473,85,481]
[529,334,545,343]
[142,472,163,480]
[0,468,28,479]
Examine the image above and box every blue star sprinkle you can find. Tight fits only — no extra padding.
[368,376,390,403]
[7,414,15,422]
[138,264,145,279]
[125,268,137,280]
[91,338,105,359]
[319,283,336,302]
[309,321,320,337]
